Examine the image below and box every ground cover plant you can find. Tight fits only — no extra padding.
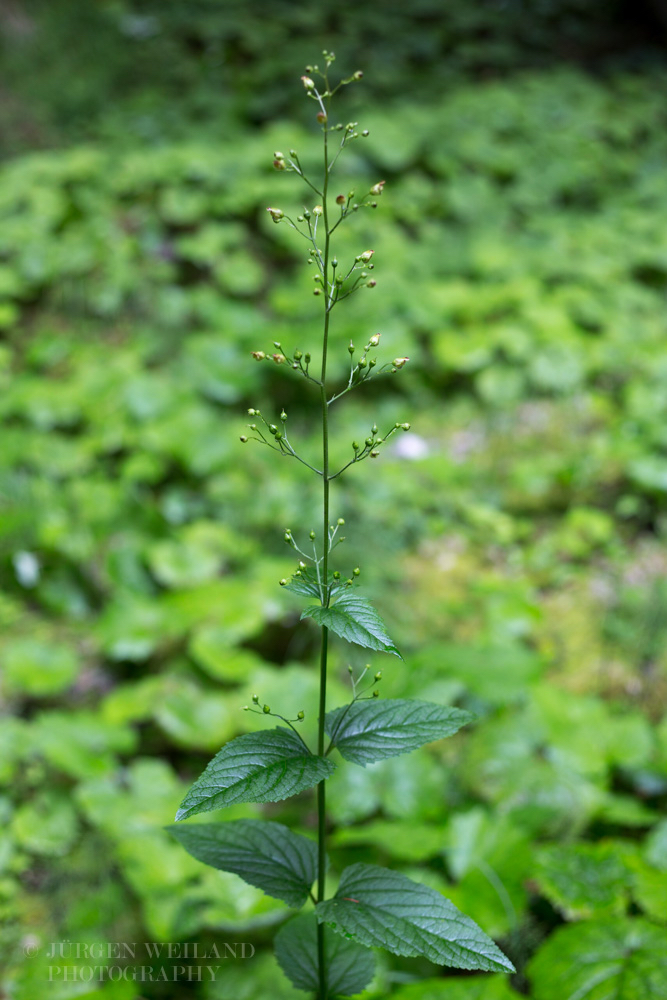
[0,50,666,1000]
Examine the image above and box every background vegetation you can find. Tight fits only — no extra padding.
[1,3,667,998]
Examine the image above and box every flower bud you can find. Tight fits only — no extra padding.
[252,351,266,361]
[402,422,411,431]
[362,129,369,136]
[358,357,367,368]
[275,431,283,441]
[337,518,345,525]
[299,561,307,570]
[273,353,286,364]
[297,711,305,720]
[294,350,302,360]
[252,694,259,703]
[333,571,341,579]
[240,435,248,442]
[370,450,379,458]
[370,180,386,196]
[301,76,315,90]
[263,704,271,714]
[372,689,379,698]
[353,70,363,80]
[353,567,360,576]
[365,437,373,447]
[393,357,410,369]
[280,410,287,421]
[266,207,284,223]
[304,353,311,363]
[352,441,359,450]
[372,425,378,435]
[356,250,374,263]
[269,424,278,435]
[336,194,346,205]
[273,158,286,170]
[369,334,381,347]
[348,341,355,354]
[374,672,382,681]
[248,408,257,415]
[279,578,288,586]
[316,111,327,123]
[309,530,316,540]
[313,205,323,216]
[367,280,377,287]
[284,532,292,542]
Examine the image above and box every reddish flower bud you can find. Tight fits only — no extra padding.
[316,111,327,123]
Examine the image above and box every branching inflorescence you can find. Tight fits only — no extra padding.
[170,52,514,1000]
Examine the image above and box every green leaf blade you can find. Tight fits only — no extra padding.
[528,918,667,1000]
[275,912,375,997]
[302,594,401,657]
[326,699,474,765]
[316,863,514,973]
[175,728,335,820]
[167,819,320,907]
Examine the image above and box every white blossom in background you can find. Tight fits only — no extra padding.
[393,432,429,460]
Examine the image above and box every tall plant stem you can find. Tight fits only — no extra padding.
[316,110,331,1000]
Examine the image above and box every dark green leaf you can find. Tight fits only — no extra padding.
[175,728,335,821]
[302,595,401,657]
[326,699,474,765]
[167,819,320,907]
[275,912,375,997]
[528,918,667,1000]
[316,863,514,973]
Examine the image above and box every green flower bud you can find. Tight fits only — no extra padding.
[333,571,341,579]
[266,207,284,223]
[279,578,288,586]
[297,711,305,720]
[309,530,316,539]
[374,672,382,681]
[337,518,345,525]
[269,424,278,435]
[240,435,248,442]
[348,342,355,354]
[372,689,379,698]
[280,410,287,421]
[353,568,360,576]
[299,561,307,569]
[370,450,379,457]
[275,431,283,441]
[358,357,367,368]
[365,438,373,447]
[252,694,259,703]
[304,353,311,363]
[263,704,271,714]
[402,422,411,431]
[294,350,302,360]
[352,441,360,450]
[372,425,378,435]
[248,408,257,415]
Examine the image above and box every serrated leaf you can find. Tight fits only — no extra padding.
[528,918,667,1000]
[316,863,514,973]
[275,912,375,997]
[175,728,335,821]
[302,595,401,657]
[284,577,322,598]
[326,699,474,765]
[166,819,320,907]
[535,841,631,919]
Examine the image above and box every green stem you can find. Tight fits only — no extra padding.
[316,98,332,1000]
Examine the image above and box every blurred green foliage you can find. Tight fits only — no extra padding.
[1,17,667,999]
